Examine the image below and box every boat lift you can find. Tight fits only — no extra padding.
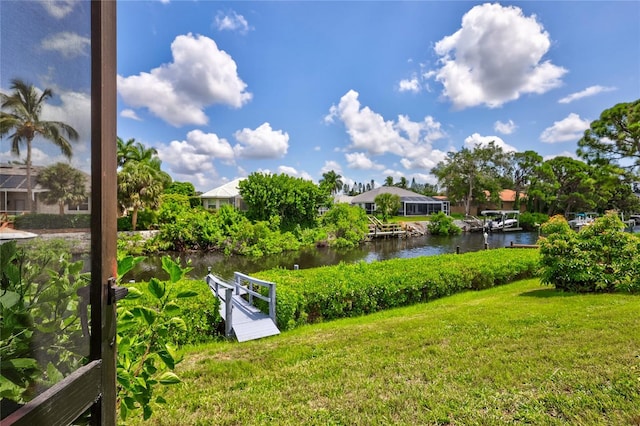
[480,210,522,232]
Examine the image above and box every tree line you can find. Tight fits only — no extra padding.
[2,78,639,227]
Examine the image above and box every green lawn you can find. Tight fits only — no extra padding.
[130,279,640,425]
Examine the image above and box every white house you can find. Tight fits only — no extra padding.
[200,178,246,210]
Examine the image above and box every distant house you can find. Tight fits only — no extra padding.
[479,189,527,213]
[350,186,449,216]
[0,163,90,215]
[200,178,246,210]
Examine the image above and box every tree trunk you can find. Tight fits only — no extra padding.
[26,138,33,213]
[59,201,65,215]
[131,206,139,231]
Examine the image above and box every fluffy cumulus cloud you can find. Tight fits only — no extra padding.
[233,122,289,159]
[345,152,384,170]
[41,0,80,19]
[118,33,252,127]
[558,85,616,104]
[326,90,448,171]
[540,113,591,143]
[41,32,90,58]
[215,11,251,34]
[464,133,517,152]
[429,3,567,109]
[494,119,517,135]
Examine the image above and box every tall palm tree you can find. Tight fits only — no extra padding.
[319,170,343,195]
[0,79,78,212]
[384,176,394,187]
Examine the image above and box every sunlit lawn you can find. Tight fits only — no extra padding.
[128,279,640,425]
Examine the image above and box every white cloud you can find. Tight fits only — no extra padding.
[118,33,252,127]
[41,32,90,58]
[398,75,421,93]
[277,166,313,181]
[494,119,517,135]
[326,90,445,158]
[155,129,238,191]
[345,152,384,170]
[464,133,517,152]
[41,0,79,19]
[320,160,342,174]
[120,109,142,121]
[429,3,566,109]
[215,11,251,34]
[184,129,235,160]
[540,113,591,143]
[326,90,406,155]
[558,85,616,104]
[233,122,289,159]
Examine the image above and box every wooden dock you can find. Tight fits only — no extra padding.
[206,271,280,342]
[367,216,406,238]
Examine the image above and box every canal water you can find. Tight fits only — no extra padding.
[124,230,541,282]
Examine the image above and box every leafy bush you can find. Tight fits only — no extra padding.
[0,241,88,407]
[519,212,549,231]
[117,215,133,231]
[116,256,210,421]
[14,213,90,230]
[320,203,369,248]
[539,212,640,293]
[256,248,540,330]
[427,212,462,235]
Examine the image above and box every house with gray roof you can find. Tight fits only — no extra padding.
[350,186,449,216]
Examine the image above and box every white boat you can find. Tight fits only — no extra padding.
[490,218,518,230]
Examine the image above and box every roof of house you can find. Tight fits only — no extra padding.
[200,178,244,199]
[1,164,45,192]
[333,194,354,204]
[482,189,526,202]
[350,186,443,204]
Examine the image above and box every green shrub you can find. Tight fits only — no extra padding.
[118,216,133,231]
[14,213,90,230]
[427,212,462,235]
[256,248,540,330]
[320,203,369,248]
[539,212,640,293]
[519,212,549,231]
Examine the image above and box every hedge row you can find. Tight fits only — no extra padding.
[255,248,540,331]
[14,213,91,230]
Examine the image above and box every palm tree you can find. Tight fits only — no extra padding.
[384,176,394,187]
[36,162,87,215]
[0,79,78,212]
[118,160,167,230]
[319,170,343,195]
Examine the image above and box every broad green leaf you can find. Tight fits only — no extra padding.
[46,362,64,384]
[157,347,176,370]
[0,291,20,309]
[131,307,157,326]
[143,404,153,420]
[147,278,165,299]
[176,290,198,298]
[169,317,187,332]
[158,372,181,385]
[125,287,143,299]
[156,395,167,404]
[162,257,183,283]
[164,302,180,315]
[117,255,145,279]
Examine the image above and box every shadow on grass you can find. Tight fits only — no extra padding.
[519,288,578,298]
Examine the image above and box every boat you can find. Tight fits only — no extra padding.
[489,218,518,230]
[567,212,598,231]
[480,210,522,232]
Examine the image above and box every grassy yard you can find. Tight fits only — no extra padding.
[130,279,640,425]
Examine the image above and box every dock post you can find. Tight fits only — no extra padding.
[456,246,460,254]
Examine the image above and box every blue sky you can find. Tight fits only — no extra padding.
[2,1,639,193]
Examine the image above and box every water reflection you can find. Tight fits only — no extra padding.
[125,231,541,282]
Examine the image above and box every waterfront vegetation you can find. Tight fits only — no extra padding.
[124,278,640,426]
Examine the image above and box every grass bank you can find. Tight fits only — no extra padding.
[128,279,640,425]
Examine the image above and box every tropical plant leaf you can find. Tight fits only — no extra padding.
[147,278,165,299]
[158,372,181,385]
